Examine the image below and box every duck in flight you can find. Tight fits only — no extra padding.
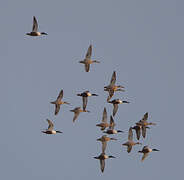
[104,71,125,101]
[96,107,110,130]
[97,135,117,156]
[132,125,150,140]
[77,90,98,111]
[103,116,123,134]
[136,112,156,138]
[94,139,115,173]
[138,145,159,162]
[50,89,70,115]
[26,16,48,36]
[79,45,100,72]
[108,99,129,117]
[122,127,142,153]
[42,119,62,134]
[70,107,90,122]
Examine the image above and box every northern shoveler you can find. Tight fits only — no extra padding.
[26,16,47,36]
[79,45,100,72]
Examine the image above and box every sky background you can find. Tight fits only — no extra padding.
[0,0,183,179]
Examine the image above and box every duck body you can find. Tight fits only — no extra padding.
[42,130,62,134]
[70,107,90,122]
[108,99,129,116]
[26,16,47,36]
[103,129,123,134]
[97,135,117,142]
[104,71,125,101]
[122,127,141,153]
[138,146,159,161]
[79,45,100,72]
[77,91,98,111]
[50,89,70,115]
[96,123,110,130]
[122,140,141,153]
[94,153,115,173]
[42,119,62,135]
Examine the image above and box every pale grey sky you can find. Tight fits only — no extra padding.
[0,0,183,179]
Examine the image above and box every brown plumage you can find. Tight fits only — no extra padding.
[94,153,115,173]
[122,127,141,153]
[104,71,125,101]
[26,16,48,36]
[70,107,90,122]
[96,108,110,130]
[138,146,159,162]
[50,89,70,115]
[77,90,98,111]
[136,112,156,138]
[79,45,100,72]
[108,99,129,116]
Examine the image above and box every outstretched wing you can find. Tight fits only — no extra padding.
[127,145,132,153]
[85,63,90,72]
[46,119,54,130]
[128,127,133,141]
[110,71,116,86]
[113,104,118,116]
[135,126,141,140]
[55,104,60,115]
[142,112,148,122]
[82,97,88,111]
[102,107,107,123]
[100,159,105,173]
[57,89,63,101]
[102,141,107,154]
[32,16,38,32]
[141,153,149,162]
[142,125,146,138]
[85,44,92,58]
[73,111,80,122]
[110,116,115,130]
[107,90,114,102]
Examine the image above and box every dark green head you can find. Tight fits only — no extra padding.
[123,101,130,104]
[92,94,98,96]
[41,32,48,35]
[109,155,116,158]
[56,131,62,133]
[152,149,159,152]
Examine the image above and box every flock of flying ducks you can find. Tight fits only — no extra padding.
[27,16,159,173]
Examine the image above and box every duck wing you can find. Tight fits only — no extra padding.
[141,153,149,162]
[85,63,90,72]
[57,89,63,101]
[110,71,116,86]
[110,116,116,130]
[55,104,60,115]
[82,97,88,111]
[128,127,133,141]
[100,159,105,173]
[73,111,80,122]
[102,107,107,123]
[127,145,132,153]
[113,104,118,116]
[142,125,146,138]
[142,112,148,122]
[32,16,38,32]
[135,126,141,140]
[46,119,54,131]
[85,44,92,59]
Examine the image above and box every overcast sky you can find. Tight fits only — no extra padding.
[0,0,183,179]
